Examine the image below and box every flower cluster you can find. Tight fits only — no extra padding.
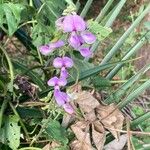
[56,14,96,58]
[39,13,96,114]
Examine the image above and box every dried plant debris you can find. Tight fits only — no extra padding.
[70,91,124,150]
[75,91,100,113]
[96,104,124,140]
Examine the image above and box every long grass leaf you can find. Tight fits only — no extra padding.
[106,36,146,79]
[118,79,150,109]
[131,112,150,127]
[105,0,126,27]
[76,0,80,12]
[101,4,150,65]
[91,0,126,53]
[80,0,93,18]
[105,64,150,104]
[96,0,114,23]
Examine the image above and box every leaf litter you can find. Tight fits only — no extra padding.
[69,89,125,150]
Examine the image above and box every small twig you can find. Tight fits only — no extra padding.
[104,126,150,136]
[126,117,132,150]
[19,102,48,107]
[21,140,50,144]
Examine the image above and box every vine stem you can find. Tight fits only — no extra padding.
[30,114,52,146]
[0,98,9,128]
[9,102,30,141]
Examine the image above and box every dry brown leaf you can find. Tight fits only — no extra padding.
[92,121,106,150]
[85,110,97,122]
[75,91,100,113]
[71,121,92,148]
[96,103,124,140]
[70,140,93,150]
[42,143,51,150]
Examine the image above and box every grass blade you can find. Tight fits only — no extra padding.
[96,0,114,23]
[105,0,126,27]
[131,112,150,127]
[118,79,150,109]
[106,36,147,79]
[80,0,93,18]
[105,64,150,104]
[101,3,150,65]
[91,0,126,53]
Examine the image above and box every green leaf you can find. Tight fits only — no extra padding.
[31,23,52,47]
[91,76,111,90]
[0,115,21,150]
[0,3,25,36]
[88,19,112,41]
[44,120,68,145]
[17,107,44,119]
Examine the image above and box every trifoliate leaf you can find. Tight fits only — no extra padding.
[87,19,112,41]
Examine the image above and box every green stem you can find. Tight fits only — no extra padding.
[0,98,9,128]
[30,115,52,146]
[9,102,30,141]
[0,45,14,93]
[37,48,43,65]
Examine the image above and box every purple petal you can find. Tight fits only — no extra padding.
[63,14,86,32]
[60,67,69,78]
[63,15,74,32]
[79,47,92,58]
[63,57,74,68]
[49,40,65,49]
[81,32,96,44]
[47,76,58,86]
[39,45,53,56]
[53,57,63,68]
[54,90,68,106]
[63,103,74,114]
[69,32,81,49]
[55,17,64,30]
[58,77,67,86]
[73,15,86,31]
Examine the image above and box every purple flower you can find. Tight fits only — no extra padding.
[53,57,74,69]
[56,14,86,32]
[68,32,84,49]
[54,89,69,106]
[39,40,65,55]
[63,103,74,114]
[81,31,96,44]
[78,46,92,58]
[60,67,69,78]
[47,76,67,89]
[54,89,74,114]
